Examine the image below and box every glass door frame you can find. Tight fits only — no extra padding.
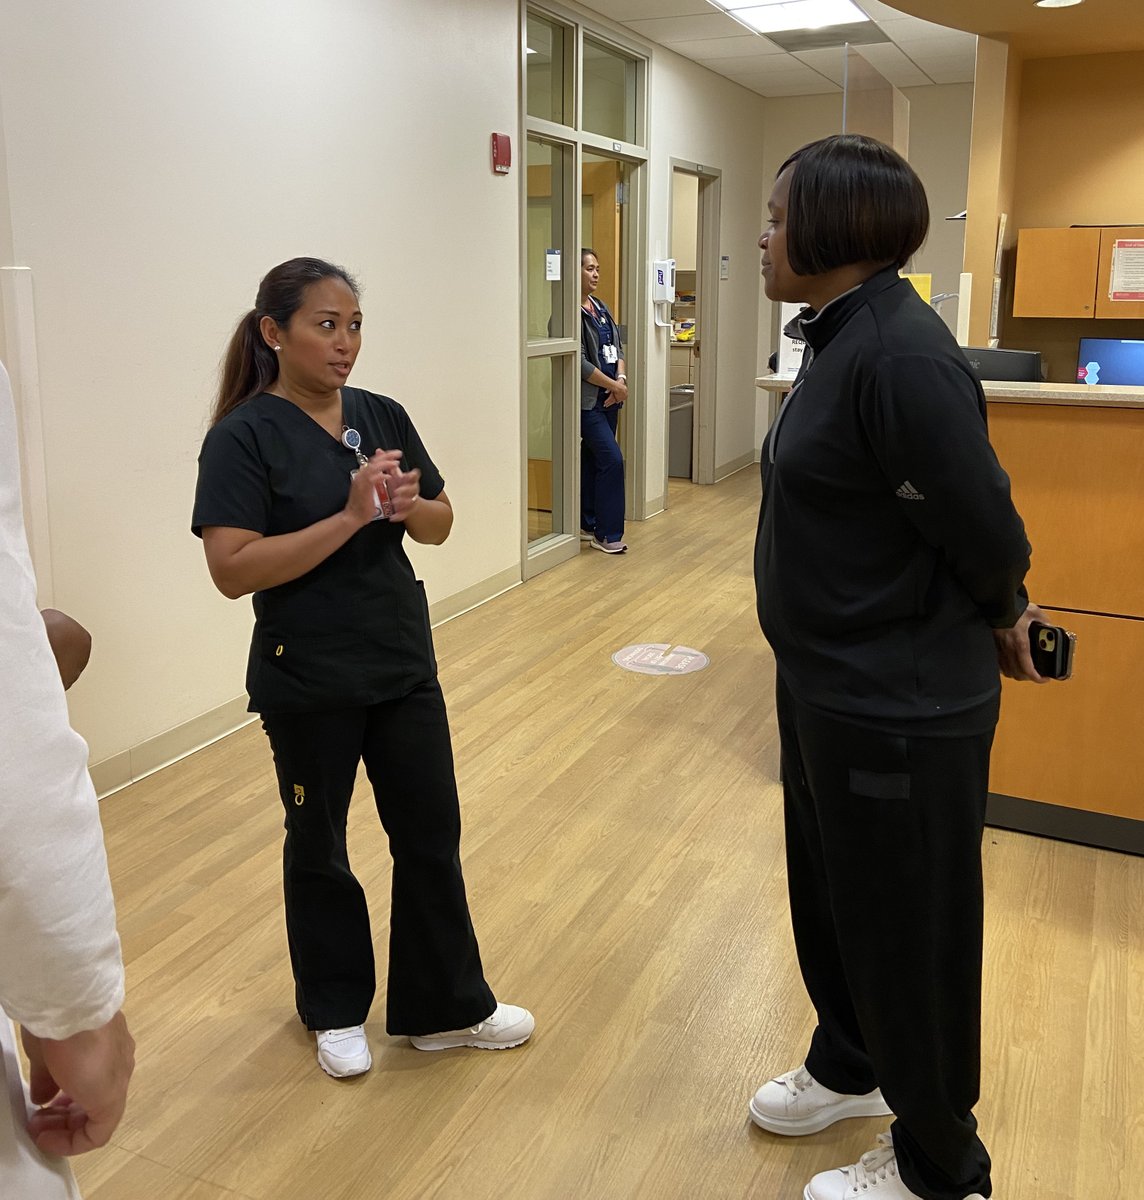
[520,3,649,580]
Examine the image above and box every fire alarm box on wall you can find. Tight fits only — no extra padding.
[491,133,512,175]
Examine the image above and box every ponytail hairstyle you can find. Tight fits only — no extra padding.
[212,257,359,426]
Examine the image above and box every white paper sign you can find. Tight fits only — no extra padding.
[545,249,561,281]
[776,300,806,377]
[1110,239,1144,302]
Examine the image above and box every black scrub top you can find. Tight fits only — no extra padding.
[192,388,443,714]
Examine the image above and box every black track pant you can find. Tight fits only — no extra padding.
[261,679,496,1036]
[776,676,993,1200]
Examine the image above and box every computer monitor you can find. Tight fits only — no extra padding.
[960,346,1043,383]
[1076,338,1144,386]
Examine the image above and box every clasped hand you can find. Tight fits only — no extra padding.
[346,449,422,525]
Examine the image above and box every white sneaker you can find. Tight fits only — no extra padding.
[315,1025,372,1078]
[410,1002,535,1051]
[803,1133,987,1200]
[750,1064,890,1135]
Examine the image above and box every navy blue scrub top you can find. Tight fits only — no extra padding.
[192,388,443,714]
[587,298,619,404]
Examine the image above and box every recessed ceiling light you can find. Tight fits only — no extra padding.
[709,0,868,34]
[1034,0,1084,8]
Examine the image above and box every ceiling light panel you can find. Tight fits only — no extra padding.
[711,0,868,33]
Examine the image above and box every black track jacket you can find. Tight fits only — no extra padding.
[755,268,1031,735]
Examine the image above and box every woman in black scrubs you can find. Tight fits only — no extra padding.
[193,257,533,1078]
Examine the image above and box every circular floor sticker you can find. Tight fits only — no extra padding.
[612,643,710,676]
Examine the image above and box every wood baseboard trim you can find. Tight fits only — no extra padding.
[987,792,1144,857]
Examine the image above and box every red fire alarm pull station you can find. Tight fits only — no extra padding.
[491,133,512,175]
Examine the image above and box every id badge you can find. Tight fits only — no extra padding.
[602,344,618,365]
[350,469,394,521]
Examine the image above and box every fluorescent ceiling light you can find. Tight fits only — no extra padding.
[710,0,868,34]
[1034,0,1084,7]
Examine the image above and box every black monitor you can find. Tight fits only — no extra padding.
[1077,338,1144,386]
[960,346,1043,383]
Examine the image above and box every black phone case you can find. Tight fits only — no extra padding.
[1029,621,1075,680]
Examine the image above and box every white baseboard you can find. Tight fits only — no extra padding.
[714,451,757,481]
[89,695,256,799]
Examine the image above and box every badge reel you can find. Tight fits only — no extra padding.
[341,426,394,520]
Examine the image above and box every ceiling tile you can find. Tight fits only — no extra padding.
[849,41,933,86]
[853,0,912,19]
[673,33,786,59]
[595,0,712,18]
[758,77,842,97]
[791,47,849,85]
[918,61,976,84]
[623,12,750,43]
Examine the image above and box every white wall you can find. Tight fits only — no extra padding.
[0,0,522,771]
[648,49,769,491]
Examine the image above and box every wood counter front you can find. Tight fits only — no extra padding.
[987,397,1142,853]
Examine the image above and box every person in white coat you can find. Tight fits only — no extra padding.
[0,359,134,1198]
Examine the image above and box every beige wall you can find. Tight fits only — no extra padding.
[0,0,524,775]
[670,172,698,273]
[647,48,769,489]
[0,0,775,778]
[755,83,974,445]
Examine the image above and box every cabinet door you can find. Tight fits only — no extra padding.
[1012,227,1100,318]
[1095,226,1144,319]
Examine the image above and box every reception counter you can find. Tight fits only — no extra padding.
[755,375,1144,855]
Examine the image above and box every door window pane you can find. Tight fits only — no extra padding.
[526,14,567,125]
[581,152,628,325]
[583,38,637,143]
[527,356,567,543]
[526,138,567,340]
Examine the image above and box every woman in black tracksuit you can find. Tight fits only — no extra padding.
[749,136,1050,1200]
[192,257,533,1079]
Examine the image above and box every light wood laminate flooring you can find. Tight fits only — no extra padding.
[73,471,1143,1199]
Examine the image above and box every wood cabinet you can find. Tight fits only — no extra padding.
[1013,225,1144,319]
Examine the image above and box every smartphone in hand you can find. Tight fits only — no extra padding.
[1029,620,1076,680]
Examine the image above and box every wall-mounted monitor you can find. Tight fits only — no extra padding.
[961,346,1043,382]
[1077,338,1144,386]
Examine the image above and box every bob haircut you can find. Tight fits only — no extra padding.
[777,134,929,276]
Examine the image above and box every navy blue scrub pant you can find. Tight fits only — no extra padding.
[776,675,993,1200]
[261,679,496,1036]
[580,401,625,542]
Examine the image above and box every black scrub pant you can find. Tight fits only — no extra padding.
[776,676,993,1200]
[261,679,496,1036]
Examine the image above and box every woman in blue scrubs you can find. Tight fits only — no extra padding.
[579,249,628,554]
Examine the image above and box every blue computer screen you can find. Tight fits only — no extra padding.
[1076,338,1144,386]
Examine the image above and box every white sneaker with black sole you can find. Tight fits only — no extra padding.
[410,1002,535,1051]
[315,1025,372,1078]
[749,1064,890,1135]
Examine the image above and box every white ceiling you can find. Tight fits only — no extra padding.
[575,0,977,98]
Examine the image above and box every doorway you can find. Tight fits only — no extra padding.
[667,162,720,491]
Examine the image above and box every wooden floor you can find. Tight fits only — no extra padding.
[73,470,1143,1200]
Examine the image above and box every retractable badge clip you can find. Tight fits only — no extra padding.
[342,426,394,520]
